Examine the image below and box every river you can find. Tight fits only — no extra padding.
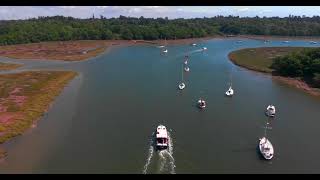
[0,39,319,173]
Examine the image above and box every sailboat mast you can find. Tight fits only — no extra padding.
[181,64,184,82]
[264,119,268,138]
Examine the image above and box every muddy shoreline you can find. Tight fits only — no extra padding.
[238,35,320,41]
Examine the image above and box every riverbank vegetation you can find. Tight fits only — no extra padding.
[0,62,22,70]
[0,40,109,61]
[2,15,320,45]
[229,47,320,96]
[228,47,308,73]
[271,48,320,88]
[0,71,77,157]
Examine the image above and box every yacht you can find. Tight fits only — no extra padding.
[156,125,169,150]
[225,86,234,96]
[266,105,276,117]
[178,82,185,90]
[198,98,206,109]
[259,137,274,160]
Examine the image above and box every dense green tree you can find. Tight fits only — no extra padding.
[2,15,320,45]
[271,48,320,86]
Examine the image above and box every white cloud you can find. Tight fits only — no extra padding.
[60,6,76,9]
[237,7,249,12]
[259,10,273,14]
[97,6,108,9]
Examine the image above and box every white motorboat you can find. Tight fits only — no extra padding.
[156,125,169,150]
[225,86,234,96]
[184,60,188,65]
[178,82,185,90]
[283,40,289,43]
[184,66,190,72]
[266,105,276,117]
[310,41,317,44]
[158,45,165,48]
[202,47,207,51]
[192,43,197,46]
[162,49,168,53]
[198,99,206,109]
[259,137,274,160]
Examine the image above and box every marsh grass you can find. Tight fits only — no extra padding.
[228,47,310,73]
[0,40,109,61]
[0,71,77,157]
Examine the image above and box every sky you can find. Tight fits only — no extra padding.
[0,6,320,20]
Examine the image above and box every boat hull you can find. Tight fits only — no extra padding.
[198,100,206,109]
[179,85,185,90]
[259,137,274,160]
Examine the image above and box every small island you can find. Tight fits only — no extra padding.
[229,47,320,96]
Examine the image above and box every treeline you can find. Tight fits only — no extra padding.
[271,48,320,87]
[2,15,320,45]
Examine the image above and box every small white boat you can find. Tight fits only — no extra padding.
[184,55,189,64]
[259,137,274,160]
[158,45,165,48]
[192,43,197,46]
[161,38,168,53]
[156,125,169,150]
[202,47,207,51]
[283,41,289,43]
[178,82,185,90]
[236,40,243,43]
[184,66,190,72]
[198,99,206,109]
[310,41,317,44]
[265,105,276,117]
[225,86,234,96]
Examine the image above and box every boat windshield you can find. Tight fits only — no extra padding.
[157,138,167,144]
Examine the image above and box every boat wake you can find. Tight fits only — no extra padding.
[142,131,176,174]
[142,142,154,174]
[189,49,203,54]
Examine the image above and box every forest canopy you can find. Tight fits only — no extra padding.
[1,15,320,45]
[271,48,320,87]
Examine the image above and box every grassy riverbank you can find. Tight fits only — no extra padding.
[0,71,77,157]
[0,40,109,61]
[228,47,320,96]
[228,47,308,73]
